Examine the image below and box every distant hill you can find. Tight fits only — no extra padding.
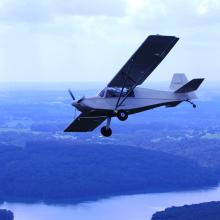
[0,142,218,204]
[0,209,14,220]
[151,201,220,220]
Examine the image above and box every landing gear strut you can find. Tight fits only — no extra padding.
[101,117,112,137]
[117,110,128,121]
[186,100,196,108]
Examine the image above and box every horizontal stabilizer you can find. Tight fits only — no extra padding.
[175,78,204,93]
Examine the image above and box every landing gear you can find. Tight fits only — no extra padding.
[186,100,196,108]
[101,126,112,137]
[117,110,128,121]
[101,117,112,137]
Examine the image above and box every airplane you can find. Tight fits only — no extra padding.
[64,35,204,137]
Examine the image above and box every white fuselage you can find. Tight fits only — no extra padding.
[76,87,196,116]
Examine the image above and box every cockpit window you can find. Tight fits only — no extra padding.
[99,89,105,97]
[99,87,134,98]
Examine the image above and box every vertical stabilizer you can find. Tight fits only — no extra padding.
[170,73,188,90]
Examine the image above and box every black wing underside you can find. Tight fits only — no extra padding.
[108,35,179,88]
[64,114,106,132]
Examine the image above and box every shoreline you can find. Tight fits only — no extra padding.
[1,184,218,206]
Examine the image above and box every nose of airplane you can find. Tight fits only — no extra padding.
[72,96,85,107]
[72,99,87,113]
[72,101,78,108]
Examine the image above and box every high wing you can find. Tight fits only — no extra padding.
[64,114,106,132]
[108,35,179,88]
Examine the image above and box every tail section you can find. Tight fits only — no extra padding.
[174,78,204,93]
[170,73,204,107]
[170,73,188,91]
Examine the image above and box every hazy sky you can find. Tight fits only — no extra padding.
[0,0,220,83]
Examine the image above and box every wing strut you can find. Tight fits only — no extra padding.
[115,57,136,110]
[115,63,151,109]
[115,72,131,110]
[116,85,135,109]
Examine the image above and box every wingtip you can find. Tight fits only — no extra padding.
[195,78,205,82]
[149,34,179,39]
[64,127,70,132]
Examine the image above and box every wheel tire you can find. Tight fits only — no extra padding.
[117,110,128,121]
[193,104,196,108]
[101,126,112,137]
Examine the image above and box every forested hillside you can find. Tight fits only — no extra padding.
[0,142,218,203]
[0,209,14,220]
[151,201,220,220]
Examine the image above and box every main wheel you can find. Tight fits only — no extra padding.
[101,126,112,137]
[117,110,128,121]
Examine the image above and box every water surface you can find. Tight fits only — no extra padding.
[1,186,220,220]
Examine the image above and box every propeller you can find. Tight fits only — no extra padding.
[68,89,75,100]
[68,89,85,103]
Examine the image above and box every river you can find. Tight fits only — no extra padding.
[1,186,220,220]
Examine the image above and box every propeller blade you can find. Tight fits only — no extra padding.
[68,89,75,100]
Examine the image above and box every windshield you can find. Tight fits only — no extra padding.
[99,87,134,98]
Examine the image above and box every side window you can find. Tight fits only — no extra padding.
[106,88,120,97]
[106,88,135,98]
